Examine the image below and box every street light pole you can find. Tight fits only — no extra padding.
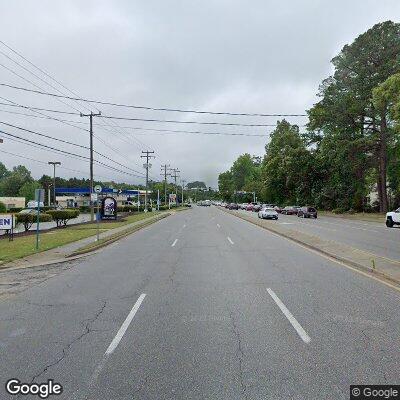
[181,179,186,205]
[80,111,101,221]
[48,161,61,208]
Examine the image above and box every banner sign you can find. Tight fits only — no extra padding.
[0,214,15,230]
[169,194,177,203]
[101,197,117,220]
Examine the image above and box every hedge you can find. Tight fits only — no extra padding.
[16,213,53,232]
[47,209,80,227]
[0,201,6,213]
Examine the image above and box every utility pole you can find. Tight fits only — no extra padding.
[141,150,155,211]
[160,164,170,205]
[181,179,186,205]
[48,161,61,208]
[80,111,101,221]
[169,168,180,205]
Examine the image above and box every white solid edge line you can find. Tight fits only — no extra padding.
[105,293,147,355]
[171,238,178,247]
[267,288,311,344]
[217,223,221,228]
[227,236,234,245]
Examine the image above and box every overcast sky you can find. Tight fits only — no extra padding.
[1,1,400,187]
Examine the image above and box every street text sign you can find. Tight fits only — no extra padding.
[0,214,15,230]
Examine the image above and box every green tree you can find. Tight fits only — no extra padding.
[0,165,34,196]
[308,21,400,212]
[218,170,234,201]
[18,181,41,203]
[261,120,316,205]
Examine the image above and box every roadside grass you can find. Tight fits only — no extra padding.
[319,211,385,223]
[0,211,162,265]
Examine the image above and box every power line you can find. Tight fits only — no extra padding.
[0,82,307,117]
[0,42,159,155]
[99,114,283,127]
[0,130,145,178]
[0,149,133,182]
[0,109,276,136]
[0,121,146,176]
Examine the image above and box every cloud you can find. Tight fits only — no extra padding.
[1,0,399,186]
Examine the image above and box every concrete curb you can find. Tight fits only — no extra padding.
[0,213,170,271]
[66,213,169,257]
[220,208,400,288]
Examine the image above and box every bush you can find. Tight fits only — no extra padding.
[79,206,91,213]
[117,205,137,213]
[8,207,23,213]
[16,213,53,232]
[47,209,80,227]
[332,207,346,214]
[0,202,6,213]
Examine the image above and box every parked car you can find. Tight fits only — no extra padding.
[281,206,297,215]
[297,206,318,218]
[258,207,279,220]
[246,203,254,211]
[274,206,282,213]
[386,208,400,227]
[27,201,45,209]
[228,203,239,210]
[253,203,262,212]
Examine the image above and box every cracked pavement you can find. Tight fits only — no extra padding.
[0,206,399,399]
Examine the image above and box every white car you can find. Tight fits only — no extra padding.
[258,207,279,220]
[386,208,400,227]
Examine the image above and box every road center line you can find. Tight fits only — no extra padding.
[105,293,146,355]
[267,288,311,344]
[217,223,221,228]
[227,236,234,245]
[171,238,178,247]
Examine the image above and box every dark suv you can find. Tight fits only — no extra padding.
[297,206,317,218]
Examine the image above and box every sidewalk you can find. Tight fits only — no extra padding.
[223,208,400,287]
[0,212,168,271]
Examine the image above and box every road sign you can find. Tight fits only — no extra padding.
[0,214,15,230]
[94,185,102,193]
[35,189,45,203]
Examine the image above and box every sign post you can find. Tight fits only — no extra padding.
[94,185,102,242]
[35,189,45,250]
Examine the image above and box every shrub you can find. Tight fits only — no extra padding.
[117,205,136,213]
[79,206,91,213]
[16,212,53,232]
[8,207,23,213]
[332,207,346,214]
[47,209,80,227]
[0,202,6,213]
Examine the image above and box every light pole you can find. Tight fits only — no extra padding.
[48,161,61,208]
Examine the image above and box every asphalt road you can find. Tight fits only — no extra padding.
[0,206,399,399]
[235,208,400,261]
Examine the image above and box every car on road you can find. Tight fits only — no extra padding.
[386,208,400,227]
[258,207,279,220]
[281,206,298,215]
[228,203,239,210]
[297,206,318,218]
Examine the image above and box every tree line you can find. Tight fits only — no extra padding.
[0,161,211,205]
[218,21,400,213]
